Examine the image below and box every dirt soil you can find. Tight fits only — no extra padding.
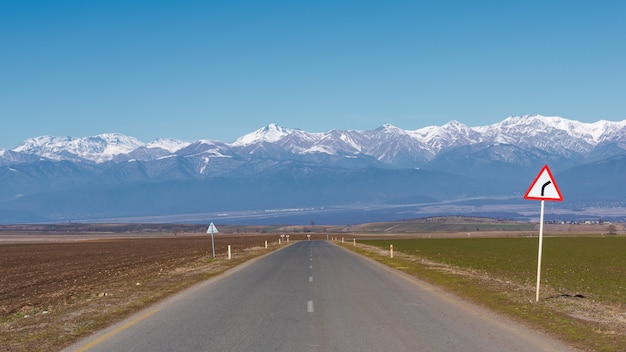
[0,233,317,352]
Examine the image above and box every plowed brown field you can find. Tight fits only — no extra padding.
[0,233,314,352]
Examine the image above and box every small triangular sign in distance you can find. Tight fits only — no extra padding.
[207,222,219,234]
[524,165,563,201]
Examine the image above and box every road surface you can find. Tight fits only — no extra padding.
[64,240,576,352]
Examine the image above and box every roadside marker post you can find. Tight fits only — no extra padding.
[523,165,563,302]
[206,222,219,258]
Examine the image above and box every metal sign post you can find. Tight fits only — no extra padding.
[523,165,563,302]
[535,200,545,302]
[206,222,218,258]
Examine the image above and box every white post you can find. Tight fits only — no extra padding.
[536,200,545,302]
[228,245,231,260]
[279,238,281,245]
[353,238,356,246]
[265,240,268,249]
[341,237,344,243]
[390,244,394,258]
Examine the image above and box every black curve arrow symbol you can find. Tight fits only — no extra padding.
[541,181,552,196]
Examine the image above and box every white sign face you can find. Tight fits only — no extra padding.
[524,165,563,201]
[206,222,219,234]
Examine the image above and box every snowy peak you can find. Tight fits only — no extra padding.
[375,124,406,134]
[146,138,191,153]
[176,140,232,158]
[94,133,144,158]
[14,133,144,163]
[232,123,295,146]
[13,134,194,163]
[411,120,480,153]
[306,129,363,156]
[473,115,626,154]
[486,115,626,143]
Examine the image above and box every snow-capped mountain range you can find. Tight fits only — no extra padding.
[1,115,626,224]
[9,133,190,163]
[5,115,626,167]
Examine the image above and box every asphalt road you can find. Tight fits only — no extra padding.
[64,240,576,352]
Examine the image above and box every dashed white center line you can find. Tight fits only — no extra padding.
[307,300,314,313]
[309,276,313,282]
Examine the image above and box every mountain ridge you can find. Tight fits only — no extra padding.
[6,115,626,166]
[1,115,625,224]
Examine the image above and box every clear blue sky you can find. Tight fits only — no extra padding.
[2,0,625,148]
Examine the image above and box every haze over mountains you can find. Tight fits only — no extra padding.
[1,115,625,224]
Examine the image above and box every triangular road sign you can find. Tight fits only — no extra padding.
[206,222,219,234]
[524,165,563,201]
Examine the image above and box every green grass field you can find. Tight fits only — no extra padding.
[362,237,625,305]
[357,236,626,351]
[355,221,536,233]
